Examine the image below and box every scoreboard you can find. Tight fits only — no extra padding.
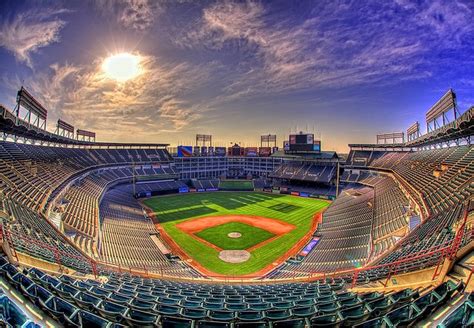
[288,133,320,152]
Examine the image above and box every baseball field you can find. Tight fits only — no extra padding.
[144,192,329,277]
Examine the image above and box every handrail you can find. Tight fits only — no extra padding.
[2,212,471,285]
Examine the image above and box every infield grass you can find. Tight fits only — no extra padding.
[195,222,275,250]
[144,192,329,276]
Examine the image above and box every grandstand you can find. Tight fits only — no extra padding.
[0,88,473,327]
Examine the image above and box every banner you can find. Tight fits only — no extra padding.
[259,147,271,157]
[300,238,320,256]
[215,147,226,156]
[177,146,193,157]
[245,147,258,157]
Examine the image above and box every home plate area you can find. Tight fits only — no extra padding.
[219,250,251,263]
[175,215,295,263]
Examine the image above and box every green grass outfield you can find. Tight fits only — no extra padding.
[144,192,329,276]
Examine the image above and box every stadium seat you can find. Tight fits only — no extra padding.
[291,305,317,318]
[272,318,307,327]
[310,313,344,327]
[207,310,235,321]
[236,310,265,321]
[74,291,102,311]
[264,308,292,320]
[65,309,111,328]
[39,296,78,323]
[385,303,423,327]
[94,300,127,322]
[180,308,207,320]
[437,294,474,327]
[195,320,231,328]
[122,308,159,327]
[161,315,194,328]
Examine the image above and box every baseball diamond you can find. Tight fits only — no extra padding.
[145,192,329,276]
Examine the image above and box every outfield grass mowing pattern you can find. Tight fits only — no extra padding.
[195,222,275,250]
[145,192,329,275]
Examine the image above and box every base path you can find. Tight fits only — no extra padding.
[176,215,295,235]
[142,202,328,279]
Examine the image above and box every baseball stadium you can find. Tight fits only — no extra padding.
[0,1,473,327]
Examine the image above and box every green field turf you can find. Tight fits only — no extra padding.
[144,192,329,276]
[195,222,275,250]
[218,180,254,190]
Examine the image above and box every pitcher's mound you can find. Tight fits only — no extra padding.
[219,250,251,263]
[227,232,242,238]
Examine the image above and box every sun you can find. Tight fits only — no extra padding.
[102,53,142,82]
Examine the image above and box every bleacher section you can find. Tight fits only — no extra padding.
[270,162,336,183]
[135,180,187,194]
[0,256,467,327]
[99,184,196,277]
[1,198,93,273]
[273,187,374,277]
[271,144,473,280]
[0,141,172,211]
[191,179,219,190]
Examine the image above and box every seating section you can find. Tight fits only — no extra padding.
[438,292,474,327]
[368,146,473,214]
[370,177,410,257]
[0,257,466,328]
[271,187,374,278]
[252,178,272,189]
[99,184,196,277]
[1,198,93,273]
[191,179,219,190]
[270,162,336,183]
[134,180,187,193]
[0,141,172,211]
[0,288,38,327]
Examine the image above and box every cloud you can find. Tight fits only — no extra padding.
[94,0,162,31]
[0,8,68,67]
[5,52,215,141]
[177,0,473,101]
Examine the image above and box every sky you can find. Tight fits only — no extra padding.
[0,0,473,152]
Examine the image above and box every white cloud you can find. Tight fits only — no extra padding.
[94,0,162,31]
[177,0,473,101]
[6,53,215,141]
[0,8,68,67]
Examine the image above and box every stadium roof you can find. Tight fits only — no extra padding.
[0,105,169,148]
[350,106,473,150]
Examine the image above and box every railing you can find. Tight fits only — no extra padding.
[1,210,471,285]
[1,193,470,285]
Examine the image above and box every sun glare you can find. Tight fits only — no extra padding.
[102,53,142,82]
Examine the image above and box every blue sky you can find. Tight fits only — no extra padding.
[0,0,473,152]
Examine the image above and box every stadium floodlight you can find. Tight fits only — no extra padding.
[376,132,405,144]
[77,129,96,142]
[56,119,75,139]
[261,134,277,147]
[407,122,420,142]
[426,89,458,132]
[196,134,212,146]
[15,86,48,129]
